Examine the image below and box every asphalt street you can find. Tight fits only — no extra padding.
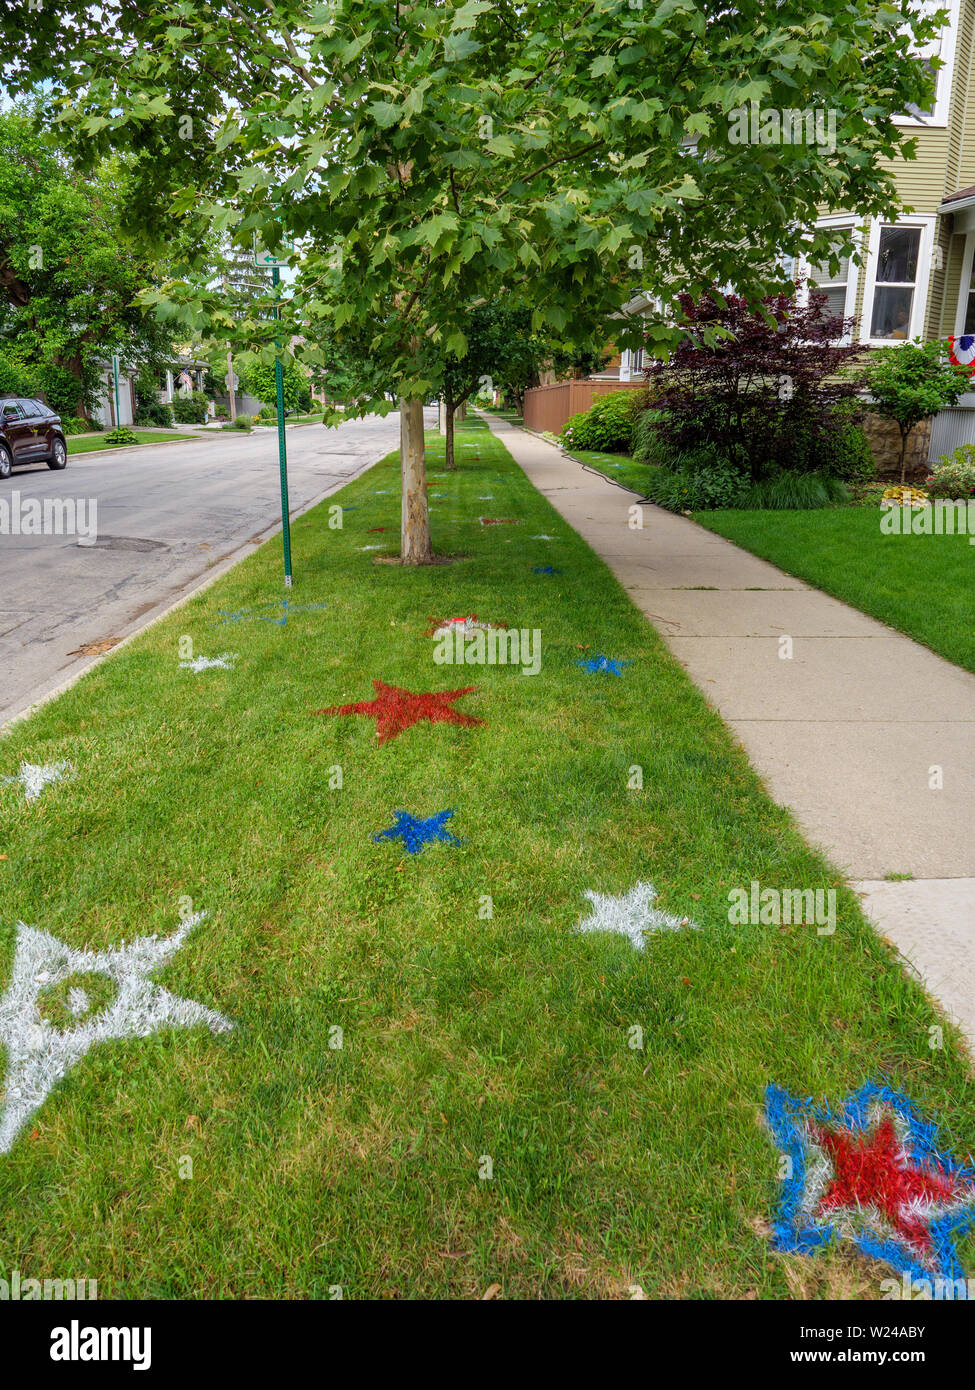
[0,411,419,725]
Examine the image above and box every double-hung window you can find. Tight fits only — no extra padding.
[860,217,935,345]
[796,219,860,341]
[870,226,921,339]
[807,243,854,320]
[898,0,958,127]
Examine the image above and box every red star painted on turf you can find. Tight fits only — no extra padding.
[814,1115,959,1255]
[312,679,483,744]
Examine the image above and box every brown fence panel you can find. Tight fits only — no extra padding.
[523,379,646,435]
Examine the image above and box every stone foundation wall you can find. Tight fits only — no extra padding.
[862,413,931,481]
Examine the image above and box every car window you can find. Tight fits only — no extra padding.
[0,401,24,421]
[18,399,40,418]
[29,400,52,417]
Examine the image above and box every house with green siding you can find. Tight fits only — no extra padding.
[593,0,975,466]
[790,0,975,463]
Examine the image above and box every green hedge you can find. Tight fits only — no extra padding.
[560,389,645,453]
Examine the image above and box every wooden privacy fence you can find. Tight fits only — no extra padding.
[523,379,647,435]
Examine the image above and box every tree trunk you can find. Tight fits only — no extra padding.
[444,395,456,471]
[899,427,910,485]
[400,396,433,565]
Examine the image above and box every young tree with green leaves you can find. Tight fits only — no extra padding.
[243,357,310,415]
[4,0,939,561]
[440,302,555,467]
[864,341,970,483]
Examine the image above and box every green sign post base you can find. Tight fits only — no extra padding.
[271,265,293,588]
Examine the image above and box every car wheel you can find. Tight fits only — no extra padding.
[0,445,11,480]
[47,437,67,470]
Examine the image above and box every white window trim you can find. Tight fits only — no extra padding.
[896,0,960,128]
[858,215,936,346]
[796,216,862,344]
[953,230,975,336]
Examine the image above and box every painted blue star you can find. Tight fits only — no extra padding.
[533,566,560,575]
[217,600,327,627]
[373,809,462,855]
[766,1082,975,1295]
[576,653,631,676]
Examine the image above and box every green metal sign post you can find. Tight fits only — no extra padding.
[252,227,296,589]
[112,355,121,430]
[271,265,293,588]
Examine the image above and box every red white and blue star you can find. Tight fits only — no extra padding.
[766,1082,975,1291]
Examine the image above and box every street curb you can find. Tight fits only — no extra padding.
[1,451,383,732]
[66,433,213,459]
[67,422,328,458]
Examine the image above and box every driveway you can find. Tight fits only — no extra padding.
[0,411,417,724]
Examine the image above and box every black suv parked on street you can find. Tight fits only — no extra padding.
[0,397,68,478]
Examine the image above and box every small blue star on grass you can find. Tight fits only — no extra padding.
[217,599,327,627]
[373,809,462,855]
[577,653,632,676]
[533,565,560,575]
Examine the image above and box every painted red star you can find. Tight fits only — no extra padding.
[312,679,483,744]
[814,1115,957,1256]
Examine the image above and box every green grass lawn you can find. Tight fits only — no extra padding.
[696,506,975,675]
[0,419,971,1299]
[564,447,654,497]
[67,430,193,454]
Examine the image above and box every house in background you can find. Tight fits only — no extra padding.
[90,362,138,429]
[156,354,267,420]
[588,291,656,384]
[523,289,653,432]
[526,0,975,466]
[158,356,211,410]
[90,355,215,428]
[802,0,975,469]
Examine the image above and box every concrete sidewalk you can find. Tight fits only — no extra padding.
[485,415,975,1044]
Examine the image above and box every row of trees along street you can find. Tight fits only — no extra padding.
[0,1,943,559]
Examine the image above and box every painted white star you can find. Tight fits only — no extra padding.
[0,912,233,1153]
[576,881,695,952]
[532,534,557,541]
[179,653,237,673]
[431,615,497,639]
[1,761,73,803]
